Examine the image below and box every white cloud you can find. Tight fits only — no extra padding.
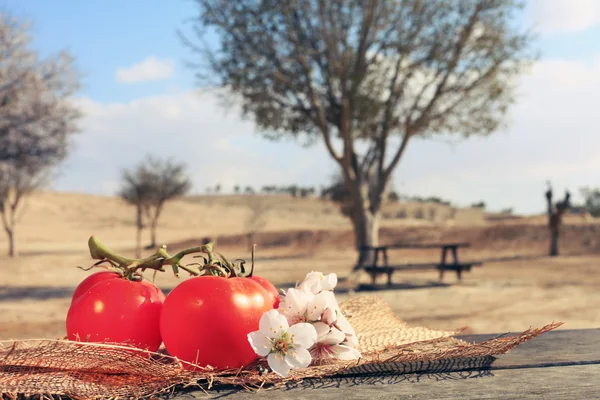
[395,55,600,213]
[115,56,175,84]
[57,55,600,215]
[526,0,600,34]
[60,89,328,196]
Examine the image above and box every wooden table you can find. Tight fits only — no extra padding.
[358,242,483,285]
[179,328,600,399]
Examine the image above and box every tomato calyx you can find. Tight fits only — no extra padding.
[84,236,259,281]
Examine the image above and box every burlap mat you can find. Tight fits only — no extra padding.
[0,295,562,399]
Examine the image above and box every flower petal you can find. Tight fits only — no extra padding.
[322,327,346,345]
[307,291,338,321]
[322,273,338,291]
[247,331,272,357]
[267,353,291,377]
[331,345,361,360]
[287,322,317,349]
[312,321,330,340]
[286,347,312,369]
[321,307,337,325]
[259,309,288,338]
[280,288,312,323]
[336,314,358,347]
[298,271,324,294]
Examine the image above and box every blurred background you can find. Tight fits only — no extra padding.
[0,0,599,340]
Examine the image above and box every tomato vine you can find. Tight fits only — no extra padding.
[84,235,256,281]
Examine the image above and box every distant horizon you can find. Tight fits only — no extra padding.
[39,186,558,217]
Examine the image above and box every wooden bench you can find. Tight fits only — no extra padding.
[358,242,484,285]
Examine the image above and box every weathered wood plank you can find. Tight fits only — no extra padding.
[459,328,600,369]
[181,364,600,399]
[179,328,600,399]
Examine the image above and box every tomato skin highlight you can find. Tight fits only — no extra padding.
[66,278,165,352]
[248,275,280,308]
[160,276,273,370]
[71,271,121,303]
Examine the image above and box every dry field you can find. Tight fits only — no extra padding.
[1,191,599,341]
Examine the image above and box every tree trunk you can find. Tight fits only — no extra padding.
[549,228,559,257]
[548,213,560,257]
[352,208,380,269]
[6,228,15,257]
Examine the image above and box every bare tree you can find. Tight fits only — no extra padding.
[0,13,81,256]
[119,156,191,255]
[144,157,191,248]
[185,0,535,266]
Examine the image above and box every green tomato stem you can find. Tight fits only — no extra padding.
[86,236,226,279]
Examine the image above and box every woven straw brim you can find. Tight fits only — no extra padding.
[0,295,562,399]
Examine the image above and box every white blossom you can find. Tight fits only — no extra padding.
[297,271,338,294]
[248,309,317,377]
[279,288,338,324]
[250,270,360,371]
[309,322,361,362]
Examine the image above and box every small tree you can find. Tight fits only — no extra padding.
[0,13,81,256]
[234,184,241,194]
[144,157,191,248]
[545,182,570,257]
[119,156,191,255]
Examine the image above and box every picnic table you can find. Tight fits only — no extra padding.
[357,242,484,285]
[183,328,600,399]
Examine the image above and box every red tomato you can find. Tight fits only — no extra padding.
[249,275,280,308]
[160,276,272,370]
[66,278,165,352]
[71,271,121,303]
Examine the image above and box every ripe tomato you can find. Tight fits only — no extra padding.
[66,278,165,352]
[71,271,121,303]
[248,275,280,308]
[160,276,272,370]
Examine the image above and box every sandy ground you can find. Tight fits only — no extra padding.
[1,247,599,340]
[0,191,599,341]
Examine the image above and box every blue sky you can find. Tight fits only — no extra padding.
[6,0,600,214]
